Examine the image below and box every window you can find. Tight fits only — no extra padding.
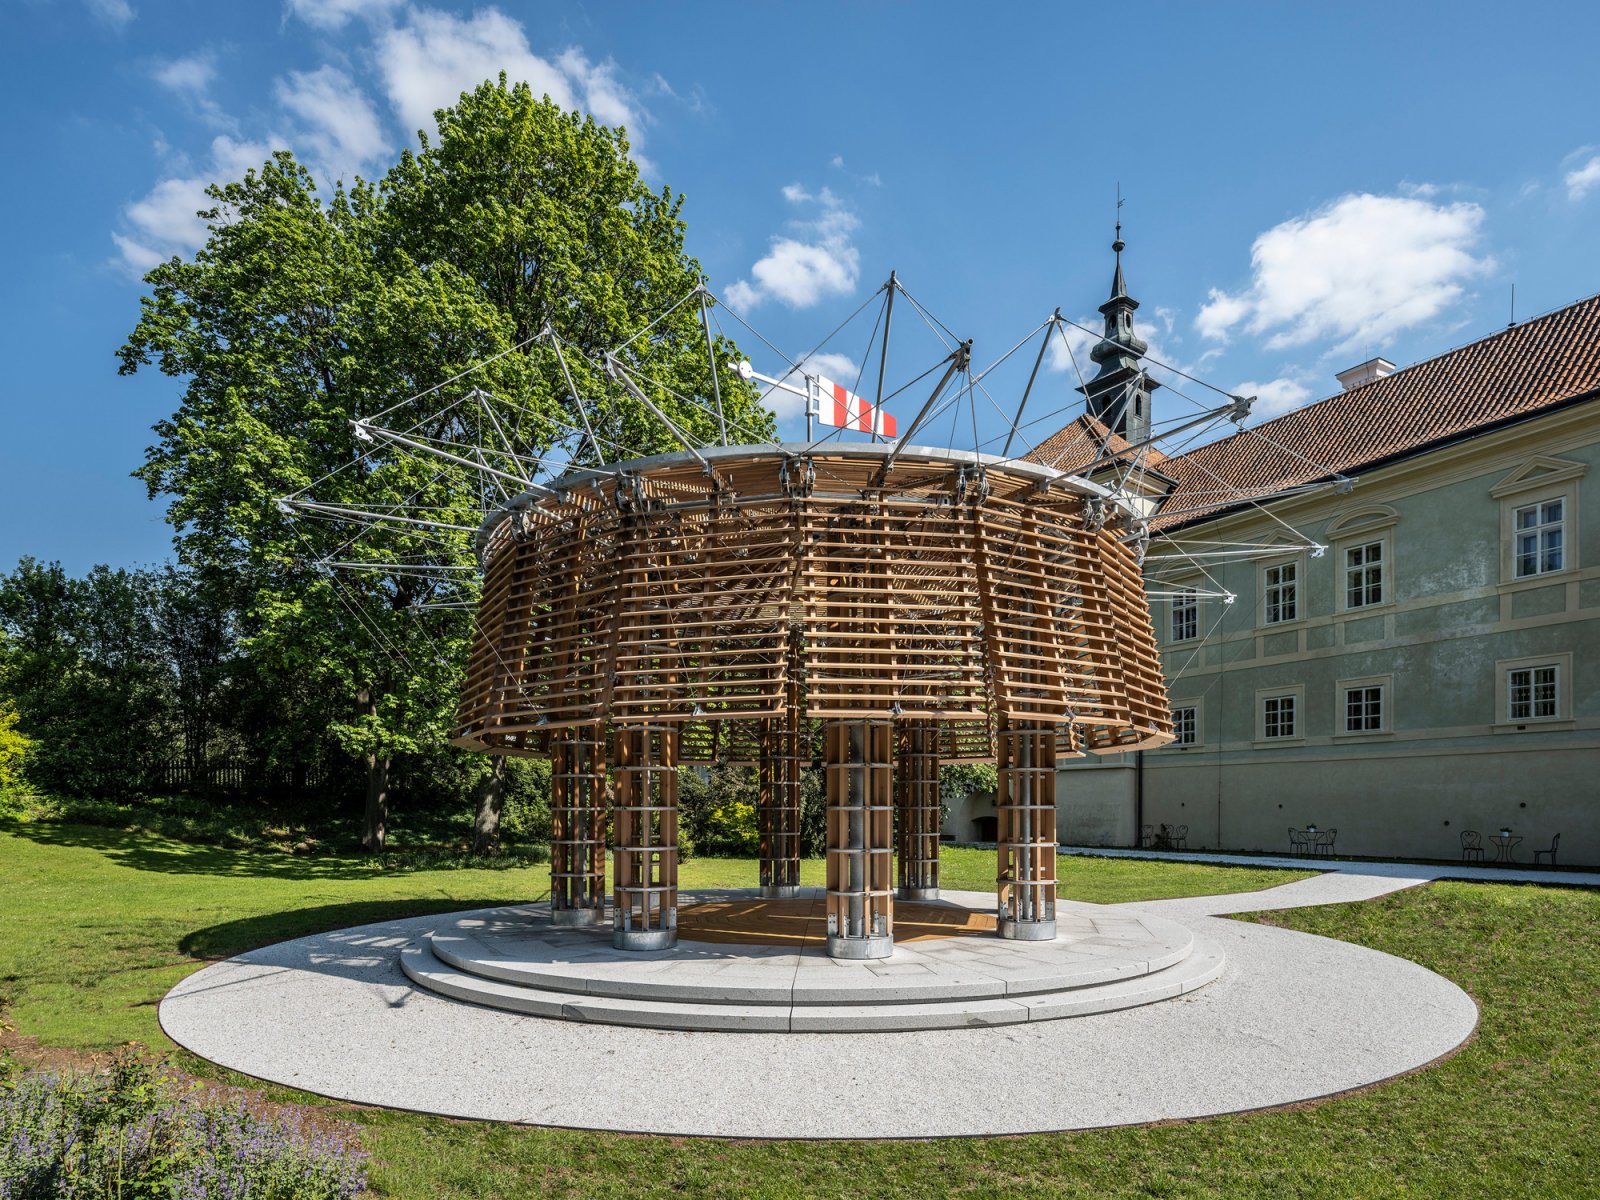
[1495,653,1574,731]
[1170,588,1198,642]
[1513,499,1564,578]
[1344,541,1384,608]
[1264,562,1297,624]
[1262,694,1297,739]
[1492,456,1584,585]
[1171,705,1197,745]
[1344,685,1383,732]
[1508,665,1559,720]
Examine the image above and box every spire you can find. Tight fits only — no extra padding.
[1077,215,1158,445]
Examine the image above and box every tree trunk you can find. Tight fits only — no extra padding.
[363,752,390,852]
[472,756,508,856]
[357,683,389,852]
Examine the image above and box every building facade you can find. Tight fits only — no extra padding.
[948,258,1600,867]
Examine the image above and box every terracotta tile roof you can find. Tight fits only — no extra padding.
[1034,293,1600,532]
[1026,413,1169,475]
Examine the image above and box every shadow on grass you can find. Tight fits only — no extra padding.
[4,819,546,882]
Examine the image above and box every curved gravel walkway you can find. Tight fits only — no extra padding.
[158,869,1479,1138]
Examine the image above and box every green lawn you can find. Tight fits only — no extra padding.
[2,819,1595,1198]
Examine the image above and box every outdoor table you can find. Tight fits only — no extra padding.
[1489,834,1521,863]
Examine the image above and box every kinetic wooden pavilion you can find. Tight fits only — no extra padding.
[453,442,1173,959]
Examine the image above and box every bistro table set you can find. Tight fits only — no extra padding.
[1287,826,1338,857]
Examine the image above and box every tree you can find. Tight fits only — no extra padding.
[120,77,772,850]
[0,559,174,797]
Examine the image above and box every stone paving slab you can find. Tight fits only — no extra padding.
[160,895,1472,1137]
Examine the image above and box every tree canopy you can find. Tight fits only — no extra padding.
[116,77,772,848]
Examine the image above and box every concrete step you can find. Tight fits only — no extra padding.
[399,935,1225,1033]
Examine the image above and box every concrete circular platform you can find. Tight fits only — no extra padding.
[158,878,1479,1137]
[396,890,1219,1031]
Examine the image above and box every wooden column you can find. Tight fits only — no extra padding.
[549,723,607,926]
[996,720,1057,940]
[759,637,804,897]
[612,723,679,950]
[825,718,894,959]
[895,719,942,900]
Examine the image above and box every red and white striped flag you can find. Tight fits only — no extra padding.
[816,375,897,437]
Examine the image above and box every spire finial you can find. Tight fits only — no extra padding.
[1113,183,1125,254]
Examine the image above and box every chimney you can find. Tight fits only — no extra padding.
[1335,357,1396,392]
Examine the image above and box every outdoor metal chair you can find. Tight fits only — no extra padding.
[1140,824,1155,848]
[1533,834,1560,867]
[1288,828,1310,857]
[1314,828,1337,857]
[1460,830,1484,863]
[1170,824,1188,850]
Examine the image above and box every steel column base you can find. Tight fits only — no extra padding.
[760,885,802,899]
[613,928,677,952]
[826,934,894,960]
[550,907,607,928]
[997,917,1057,942]
[898,886,940,902]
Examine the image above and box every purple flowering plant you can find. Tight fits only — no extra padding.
[0,1043,368,1199]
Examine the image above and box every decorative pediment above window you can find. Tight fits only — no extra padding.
[1489,455,1588,499]
[1327,504,1400,537]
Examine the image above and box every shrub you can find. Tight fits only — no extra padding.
[0,704,28,817]
[0,1046,368,1199]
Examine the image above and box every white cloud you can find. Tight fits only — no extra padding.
[374,7,643,154]
[726,185,860,311]
[1564,152,1600,201]
[113,136,279,275]
[86,0,134,29]
[153,53,214,95]
[1195,191,1492,354]
[274,65,390,184]
[1234,377,1313,421]
[285,0,403,31]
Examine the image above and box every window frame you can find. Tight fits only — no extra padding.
[1169,587,1200,644]
[1493,652,1575,732]
[1511,498,1565,579]
[1334,674,1392,739]
[1260,556,1302,627]
[1169,702,1200,748]
[1255,685,1305,744]
[1341,538,1388,611]
[1492,457,1584,588]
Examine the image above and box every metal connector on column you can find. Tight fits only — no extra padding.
[549,724,607,927]
[996,721,1058,941]
[825,718,894,959]
[612,723,679,951]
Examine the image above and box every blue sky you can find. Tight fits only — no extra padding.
[6,0,1600,572]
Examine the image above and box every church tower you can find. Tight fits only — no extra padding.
[1077,225,1158,445]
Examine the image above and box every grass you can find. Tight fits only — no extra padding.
[1,818,1594,1198]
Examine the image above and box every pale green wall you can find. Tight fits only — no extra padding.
[1058,400,1600,866]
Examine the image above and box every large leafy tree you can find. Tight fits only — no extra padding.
[120,78,772,850]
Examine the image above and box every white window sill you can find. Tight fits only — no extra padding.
[1252,737,1305,748]
[1491,719,1577,734]
[1497,570,1577,595]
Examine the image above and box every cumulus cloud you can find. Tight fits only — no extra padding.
[153,53,215,95]
[113,135,279,275]
[374,7,644,153]
[86,0,134,29]
[285,0,403,31]
[1564,151,1600,200]
[1234,377,1314,421]
[274,65,390,184]
[1195,192,1491,354]
[725,185,860,311]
